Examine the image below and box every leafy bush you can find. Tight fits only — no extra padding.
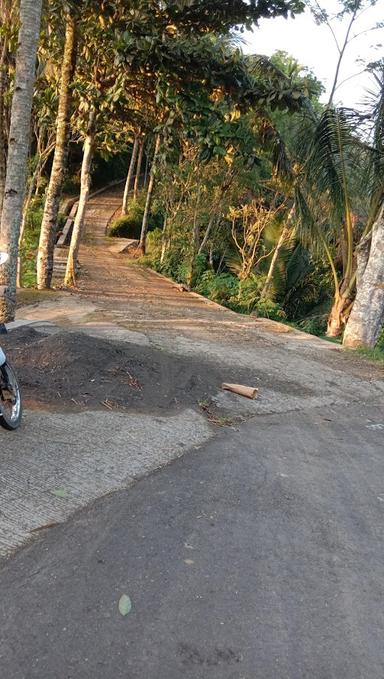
[146,227,163,253]
[108,205,143,239]
[175,261,191,285]
[190,253,208,286]
[138,228,163,271]
[233,273,266,312]
[195,271,239,305]
[282,254,333,321]
[253,299,286,321]
[108,199,163,239]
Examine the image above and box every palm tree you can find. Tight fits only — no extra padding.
[300,107,359,336]
[0,0,43,322]
[343,66,384,347]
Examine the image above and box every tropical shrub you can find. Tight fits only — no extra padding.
[253,299,286,321]
[195,271,239,305]
[108,200,163,239]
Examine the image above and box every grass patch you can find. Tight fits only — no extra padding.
[355,346,384,363]
[319,335,342,344]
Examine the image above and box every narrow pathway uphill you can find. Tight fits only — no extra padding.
[71,184,256,329]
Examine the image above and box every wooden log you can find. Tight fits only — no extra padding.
[222,383,258,399]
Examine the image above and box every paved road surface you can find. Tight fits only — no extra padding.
[1,403,384,678]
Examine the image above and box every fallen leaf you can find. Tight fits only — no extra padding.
[118,594,132,616]
[50,488,68,498]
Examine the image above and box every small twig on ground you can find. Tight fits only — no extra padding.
[107,366,142,390]
[30,522,59,533]
[102,399,114,410]
[198,400,234,427]
[124,371,142,390]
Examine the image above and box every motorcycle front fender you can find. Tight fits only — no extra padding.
[0,347,6,366]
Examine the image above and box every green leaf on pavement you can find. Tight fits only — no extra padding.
[118,594,132,616]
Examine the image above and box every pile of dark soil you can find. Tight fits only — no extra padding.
[3,327,240,413]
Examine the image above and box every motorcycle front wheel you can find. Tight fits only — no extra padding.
[0,362,22,430]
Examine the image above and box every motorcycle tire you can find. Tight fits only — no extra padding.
[0,361,22,430]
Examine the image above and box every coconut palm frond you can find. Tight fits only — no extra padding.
[254,116,293,182]
[293,186,333,260]
[285,243,312,293]
[305,107,354,224]
[265,230,297,300]
[364,68,384,225]
[294,187,318,248]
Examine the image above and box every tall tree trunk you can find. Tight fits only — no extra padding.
[187,183,201,286]
[326,292,351,337]
[143,143,150,189]
[198,214,215,256]
[0,37,8,215]
[260,227,288,301]
[121,135,139,215]
[36,6,77,289]
[343,204,384,348]
[0,0,13,215]
[160,211,169,265]
[133,139,144,200]
[326,266,355,337]
[138,134,160,255]
[0,0,42,322]
[323,236,354,338]
[64,108,95,287]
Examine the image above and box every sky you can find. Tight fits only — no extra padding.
[243,1,384,108]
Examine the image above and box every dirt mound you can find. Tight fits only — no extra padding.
[3,327,238,413]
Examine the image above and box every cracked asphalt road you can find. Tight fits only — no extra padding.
[1,403,384,678]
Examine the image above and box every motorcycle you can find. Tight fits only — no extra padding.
[0,252,22,430]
